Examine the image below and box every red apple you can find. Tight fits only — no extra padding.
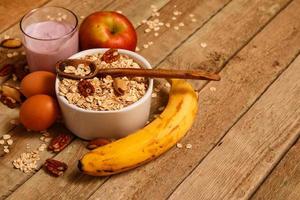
[79,11,137,51]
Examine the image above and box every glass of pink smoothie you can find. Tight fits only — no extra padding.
[20,7,78,72]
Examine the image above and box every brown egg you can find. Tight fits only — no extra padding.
[20,94,58,131]
[21,71,56,98]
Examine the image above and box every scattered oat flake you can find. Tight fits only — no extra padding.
[165,82,171,88]
[179,22,185,27]
[12,74,17,81]
[44,137,52,142]
[143,44,149,49]
[144,28,151,33]
[189,14,195,18]
[21,51,26,55]
[10,119,20,125]
[0,140,4,145]
[116,10,122,14]
[7,139,13,145]
[173,11,179,16]
[165,23,171,28]
[80,16,85,19]
[172,17,177,20]
[200,42,207,48]
[154,32,159,37]
[176,143,183,148]
[148,41,153,46]
[186,144,192,149]
[210,87,216,92]
[174,26,179,30]
[7,53,13,58]
[3,134,11,140]
[135,47,140,52]
[191,18,197,22]
[4,35,10,39]
[151,93,157,98]
[4,148,9,153]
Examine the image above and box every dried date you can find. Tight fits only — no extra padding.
[77,80,95,97]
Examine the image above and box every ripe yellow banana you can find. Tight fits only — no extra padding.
[78,79,198,176]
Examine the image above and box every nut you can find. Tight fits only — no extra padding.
[101,48,120,63]
[113,78,128,95]
[1,85,21,102]
[0,64,13,77]
[0,38,22,49]
[0,95,18,108]
[86,138,112,150]
[78,80,95,97]
[44,158,68,177]
[48,133,72,153]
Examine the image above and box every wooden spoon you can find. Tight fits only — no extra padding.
[56,59,221,81]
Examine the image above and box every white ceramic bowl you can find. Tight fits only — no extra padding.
[55,48,153,140]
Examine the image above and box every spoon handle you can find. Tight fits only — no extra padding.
[98,68,220,81]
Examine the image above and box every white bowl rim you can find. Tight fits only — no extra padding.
[55,48,153,114]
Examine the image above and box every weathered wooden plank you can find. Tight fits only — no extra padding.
[88,0,300,199]
[1,0,172,199]
[251,139,300,200]
[0,0,50,33]
[169,46,300,200]
[4,0,240,199]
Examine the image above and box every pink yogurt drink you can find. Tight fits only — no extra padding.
[20,7,78,72]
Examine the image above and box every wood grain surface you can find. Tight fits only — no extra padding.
[169,44,300,199]
[0,0,49,33]
[0,0,300,199]
[251,138,300,200]
[89,0,297,199]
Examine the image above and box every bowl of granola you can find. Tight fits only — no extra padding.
[55,48,153,140]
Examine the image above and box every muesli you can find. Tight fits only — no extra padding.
[58,49,148,111]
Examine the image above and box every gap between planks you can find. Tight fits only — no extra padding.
[250,136,300,200]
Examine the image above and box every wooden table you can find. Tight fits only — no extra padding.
[1,0,300,199]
